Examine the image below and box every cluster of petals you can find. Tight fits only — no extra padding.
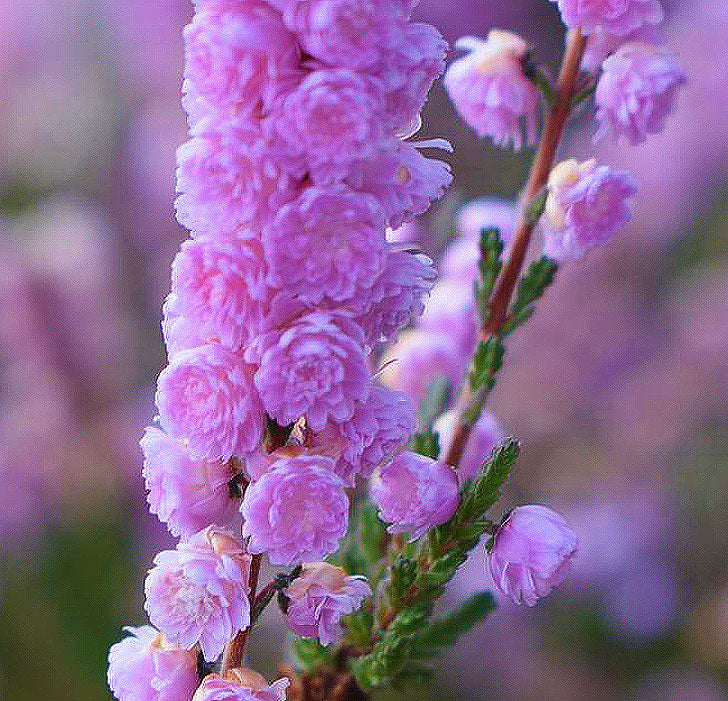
[108,626,199,701]
[371,451,459,540]
[241,455,349,565]
[488,505,578,606]
[594,42,686,145]
[444,31,539,150]
[193,669,289,701]
[549,0,663,37]
[144,528,251,662]
[540,158,638,261]
[285,562,372,646]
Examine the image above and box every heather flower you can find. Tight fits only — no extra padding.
[170,237,269,351]
[272,69,386,169]
[144,528,251,661]
[175,125,300,238]
[285,562,372,645]
[278,0,404,70]
[371,451,459,540]
[241,455,349,565]
[540,159,638,261]
[343,139,452,229]
[193,669,289,701]
[488,505,578,606]
[386,220,422,244]
[309,384,416,485]
[262,186,387,308]
[434,409,505,482]
[419,281,477,358]
[155,343,265,461]
[107,626,199,701]
[550,0,663,36]
[581,22,663,73]
[162,293,207,358]
[595,43,686,145]
[248,312,370,431]
[444,32,539,150]
[380,329,467,407]
[355,250,436,346]
[140,427,240,539]
[183,3,300,120]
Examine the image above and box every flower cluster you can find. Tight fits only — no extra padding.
[110,0,451,697]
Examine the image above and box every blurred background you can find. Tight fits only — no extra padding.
[0,0,726,699]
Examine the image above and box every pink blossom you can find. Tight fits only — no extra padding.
[434,409,505,482]
[248,312,370,431]
[107,626,199,701]
[444,32,539,150]
[272,69,386,168]
[175,125,300,238]
[170,237,270,350]
[581,22,663,73]
[380,329,468,407]
[155,343,265,461]
[309,384,416,485]
[355,250,436,346]
[540,159,638,261]
[488,505,578,606]
[278,0,405,70]
[262,186,387,308]
[342,140,452,229]
[285,562,372,645]
[162,293,207,358]
[144,528,251,661]
[192,670,289,701]
[595,43,686,145]
[241,455,349,565]
[386,220,422,245]
[550,0,663,36]
[419,281,477,358]
[140,427,240,540]
[183,3,300,121]
[371,451,459,540]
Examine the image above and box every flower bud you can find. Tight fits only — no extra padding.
[192,669,289,701]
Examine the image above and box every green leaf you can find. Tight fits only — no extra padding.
[293,638,333,671]
[342,608,374,648]
[390,556,418,608]
[358,502,388,569]
[411,592,497,657]
[502,257,557,335]
[474,227,504,325]
[418,376,450,433]
[467,337,505,399]
[412,431,440,459]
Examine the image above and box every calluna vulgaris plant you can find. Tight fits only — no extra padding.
[107,0,685,699]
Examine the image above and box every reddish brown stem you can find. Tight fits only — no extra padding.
[444,27,586,469]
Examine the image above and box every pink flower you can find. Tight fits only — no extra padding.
[540,159,638,261]
[581,22,663,73]
[262,186,386,308]
[108,626,199,701]
[278,0,405,70]
[183,3,300,121]
[419,281,477,358]
[241,455,349,565]
[162,293,207,358]
[434,409,505,482]
[144,528,251,661]
[140,427,240,540]
[175,125,300,238]
[248,312,370,431]
[355,250,436,346]
[192,670,289,701]
[380,329,468,407]
[309,384,416,485]
[595,43,686,145]
[342,139,452,230]
[488,505,578,606]
[285,562,372,645]
[272,69,386,168]
[371,451,459,540]
[170,237,270,350]
[550,0,663,37]
[155,343,265,461]
[444,32,539,150]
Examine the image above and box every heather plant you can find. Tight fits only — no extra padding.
[108,1,685,700]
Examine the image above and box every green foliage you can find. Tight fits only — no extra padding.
[294,638,334,671]
[342,608,375,648]
[417,376,450,433]
[474,227,504,325]
[390,556,418,609]
[410,592,497,657]
[412,431,440,459]
[468,337,505,395]
[502,256,557,335]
